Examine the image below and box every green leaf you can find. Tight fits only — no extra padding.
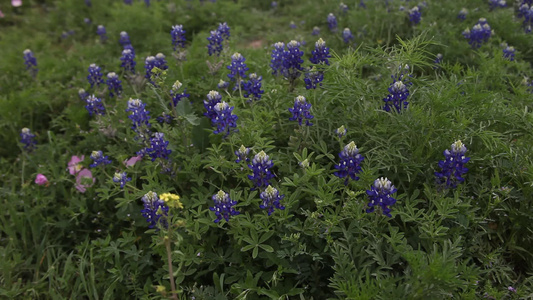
[241,244,255,252]
[259,231,274,244]
[175,100,200,125]
[258,244,274,253]
[183,113,200,126]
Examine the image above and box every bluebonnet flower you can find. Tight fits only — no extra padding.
[61,30,76,39]
[89,150,112,168]
[283,40,304,82]
[359,0,366,9]
[20,128,36,152]
[434,53,443,65]
[227,52,249,83]
[435,140,470,189]
[144,56,157,84]
[503,45,516,61]
[297,36,307,47]
[170,80,190,107]
[260,185,285,216]
[342,28,354,43]
[145,132,172,162]
[270,42,285,76]
[78,88,88,101]
[384,80,410,112]
[519,4,533,32]
[119,31,131,47]
[87,64,104,88]
[113,172,131,189]
[85,0,92,7]
[123,43,135,55]
[218,22,231,40]
[217,79,230,90]
[383,67,412,112]
[97,25,107,42]
[519,3,532,20]
[141,191,169,229]
[211,102,238,137]
[203,90,223,121]
[155,53,168,71]
[120,48,136,73]
[145,0,150,6]
[366,177,397,217]
[462,18,492,49]
[334,141,364,185]
[271,1,278,9]
[408,6,421,24]
[84,18,92,25]
[327,13,338,32]
[289,21,297,29]
[243,73,264,100]
[289,95,313,126]
[126,98,151,131]
[335,125,347,138]
[171,25,186,50]
[458,8,468,20]
[340,2,348,13]
[156,112,175,124]
[23,49,38,77]
[248,151,275,189]
[311,26,320,36]
[209,190,240,223]
[207,30,223,56]
[299,159,310,169]
[310,38,330,65]
[385,0,391,10]
[304,70,324,90]
[478,18,489,26]
[489,0,507,10]
[85,95,106,116]
[235,145,250,163]
[524,77,533,93]
[106,72,122,97]
[124,0,132,4]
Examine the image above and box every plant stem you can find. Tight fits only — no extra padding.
[165,237,178,300]
[21,155,26,186]
[179,62,184,81]
[237,77,245,107]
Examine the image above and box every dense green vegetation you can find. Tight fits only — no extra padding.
[1,0,533,299]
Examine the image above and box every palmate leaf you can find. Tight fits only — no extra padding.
[175,100,200,126]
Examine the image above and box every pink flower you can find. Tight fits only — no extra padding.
[75,169,95,193]
[68,155,85,175]
[0,10,4,18]
[123,155,142,167]
[12,0,22,7]
[35,174,49,186]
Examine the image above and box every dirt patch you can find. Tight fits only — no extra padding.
[247,39,264,49]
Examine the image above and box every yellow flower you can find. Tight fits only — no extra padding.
[159,193,184,209]
[155,285,166,293]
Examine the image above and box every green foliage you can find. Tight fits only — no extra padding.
[1,0,533,299]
